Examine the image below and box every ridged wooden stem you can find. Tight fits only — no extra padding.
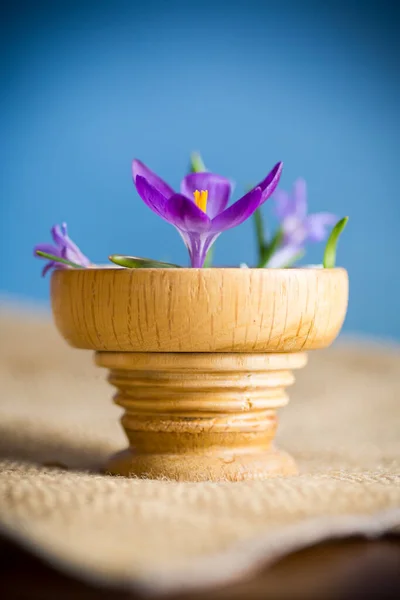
[96,352,308,481]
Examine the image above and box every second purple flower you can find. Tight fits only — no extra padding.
[267,179,337,268]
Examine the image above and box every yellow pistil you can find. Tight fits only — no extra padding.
[193,189,208,213]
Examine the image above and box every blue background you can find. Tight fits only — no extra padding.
[1,0,399,339]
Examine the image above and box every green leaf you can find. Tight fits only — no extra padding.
[35,250,83,269]
[190,152,206,173]
[109,255,182,269]
[323,217,349,268]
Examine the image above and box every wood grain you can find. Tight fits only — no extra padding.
[96,352,306,481]
[51,268,348,353]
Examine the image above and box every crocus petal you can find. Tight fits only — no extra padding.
[135,175,170,220]
[132,159,175,199]
[60,245,89,266]
[51,224,90,266]
[42,261,57,277]
[164,194,211,233]
[178,230,221,268]
[34,243,61,258]
[180,173,233,219]
[282,217,308,247]
[291,179,308,219]
[304,213,337,242]
[51,223,72,248]
[257,162,284,204]
[274,189,293,220]
[209,187,262,233]
[267,244,303,268]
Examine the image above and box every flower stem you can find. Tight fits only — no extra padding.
[35,250,83,269]
[257,228,284,268]
[253,209,266,263]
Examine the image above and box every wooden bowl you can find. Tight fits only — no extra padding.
[51,267,348,481]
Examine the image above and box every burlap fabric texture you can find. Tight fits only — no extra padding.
[0,308,399,594]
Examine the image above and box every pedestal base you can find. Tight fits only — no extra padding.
[104,446,297,481]
[96,352,307,482]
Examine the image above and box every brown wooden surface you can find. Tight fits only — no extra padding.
[1,534,399,599]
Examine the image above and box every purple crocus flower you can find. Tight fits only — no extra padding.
[132,159,283,267]
[34,223,90,276]
[267,178,337,268]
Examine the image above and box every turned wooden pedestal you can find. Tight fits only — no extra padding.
[96,352,308,481]
[51,267,348,481]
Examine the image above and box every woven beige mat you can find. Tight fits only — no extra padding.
[0,307,399,594]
